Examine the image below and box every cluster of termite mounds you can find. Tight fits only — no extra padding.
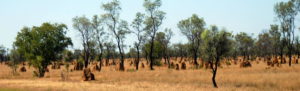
[1,55,299,82]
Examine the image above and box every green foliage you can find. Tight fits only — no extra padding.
[171,43,189,58]
[255,31,273,57]
[143,0,165,70]
[131,12,146,67]
[177,14,206,66]
[143,41,163,60]
[72,16,95,67]
[126,68,136,72]
[0,45,8,61]
[9,47,24,75]
[127,48,137,58]
[77,56,85,64]
[62,50,73,62]
[235,32,255,60]
[153,59,162,66]
[73,49,82,60]
[101,0,130,71]
[14,23,72,77]
[201,25,233,62]
[274,0,299,66]
[178,14,206,42]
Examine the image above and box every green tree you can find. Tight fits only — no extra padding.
[73,16,94,68]
[102,0,130,71]
[62,50,74,62]
[268,24,287,63]
[274,0,298,66]
[255,31,273,58]
[143,41,164,66]
[162,28,173,68]
[172,43,189,61]
[235,32,255,61]
[155,29,173,68]
[73,49,82,61]
[143,0,166,70]
[0,45,7,62]
[178,14,206,68]
[104,41,117,66]
[14,23,72,77]
[201,25,233,88]
[131,12,145,70]
[92,15,106,71]
[9,46,24,75]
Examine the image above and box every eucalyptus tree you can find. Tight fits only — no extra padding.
[14,23,72,77]
[104,41,117,66]
[73,16,94,68]
[178,14,206,68]
[9,46,23,75]
[92,15,106,71]
[161,28,173,68]
[0,45,7,62]
[295,36,300,59]
[173,43,189,61]
[268,24,285,62]
[255,31,273,58]
[131,12,146,70]
[235,32,255,61]
[274,0,298,66]
[201,25,233,88]
[143,0,166,70]
[101,0,130,71]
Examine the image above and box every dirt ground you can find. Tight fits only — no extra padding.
[0,59,299,91]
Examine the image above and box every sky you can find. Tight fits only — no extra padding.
[0,0,299,51]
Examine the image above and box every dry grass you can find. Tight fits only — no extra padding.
[0,59,299,91]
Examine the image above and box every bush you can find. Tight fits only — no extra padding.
[226,61,231,65]
[126,68,136,72]
[153,59,162,66]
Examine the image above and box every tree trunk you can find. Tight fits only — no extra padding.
[193,50,199,68]
[289,52,292,67]
[117,41,125,71]
[106,48,110,66]
[98,54,103,71]
[280,52,283,64]
[135,47,140,70]
[164,56,167,64]
[167,56,171,68]
[212,69,218,88]
[149,36,155,70]
[85,52,89,68]
[212,56,219,88]
[120,58,125,71]
[38,66,46,77]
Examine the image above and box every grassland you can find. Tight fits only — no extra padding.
[0,59,299,91]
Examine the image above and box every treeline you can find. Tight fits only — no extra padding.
[0,0,300,88]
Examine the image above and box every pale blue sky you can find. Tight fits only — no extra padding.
[0,0,299,51]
